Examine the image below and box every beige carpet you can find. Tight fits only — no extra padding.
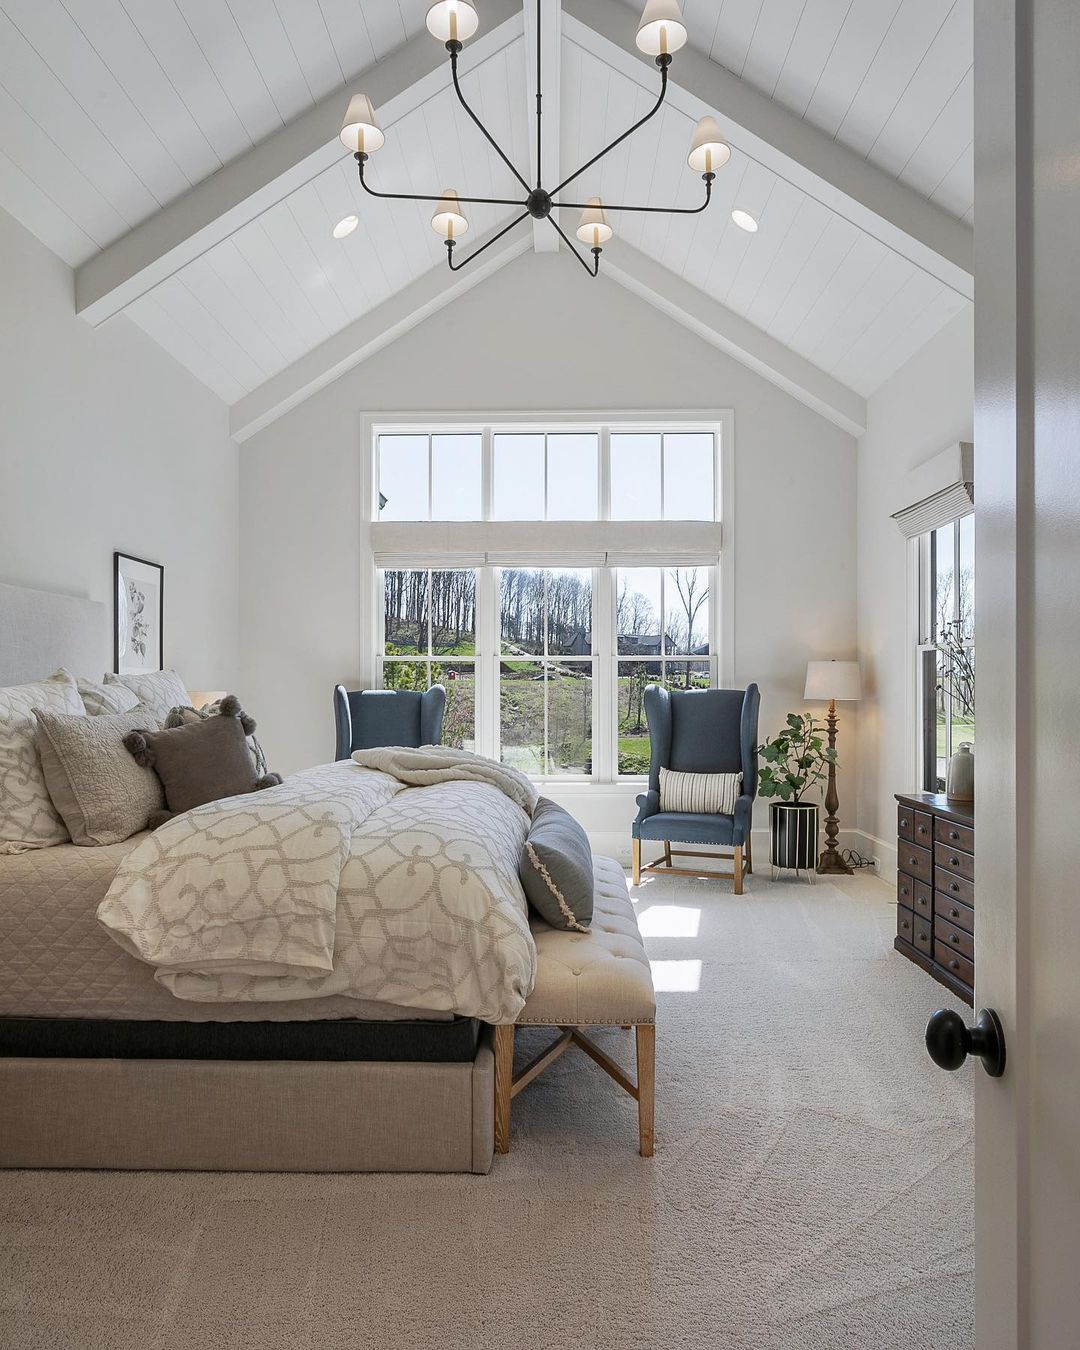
[0,868,974,1350]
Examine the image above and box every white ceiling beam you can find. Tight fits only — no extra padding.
[563,0,974,301]
[75,1,524,327]
[601,240,866,435]
[525,0,561,252]
[230,225,531,443]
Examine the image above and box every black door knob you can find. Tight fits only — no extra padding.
[925,1008,1006,1078]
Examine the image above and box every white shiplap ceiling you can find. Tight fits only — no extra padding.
[623,0,974,222]
[0,0,973,430]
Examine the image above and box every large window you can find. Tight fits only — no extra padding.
[373,421,725,781]
[917,513,975,791]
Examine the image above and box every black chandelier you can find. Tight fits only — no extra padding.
[338,0,730,277]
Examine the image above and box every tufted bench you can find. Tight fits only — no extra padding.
[494,856,657,1157]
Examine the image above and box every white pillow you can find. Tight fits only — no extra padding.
[77,675,139,716]
[659,767,742,816]
[0,669,84,853]
[103,670,191,727]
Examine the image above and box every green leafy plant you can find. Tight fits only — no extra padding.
[757,713,837,803]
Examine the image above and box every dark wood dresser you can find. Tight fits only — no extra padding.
[894,793,975,1005]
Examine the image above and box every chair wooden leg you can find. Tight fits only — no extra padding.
[733,844,744,895]
[494,1024,514,1154]
[745,832,753,874]
[631,838,641,886]
[636,1025,655,1157]
[663,840,672,866]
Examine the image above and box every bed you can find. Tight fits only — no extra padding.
[0,581,498,1172]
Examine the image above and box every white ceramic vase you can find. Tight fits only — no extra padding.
[946,742,975,802]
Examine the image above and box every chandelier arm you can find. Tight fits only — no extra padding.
[557,176,714,216]
[446,210,531,271]
[451,50,531,194]
[547,215,601,277]
[355,156,525,208]
[550,61,670,198]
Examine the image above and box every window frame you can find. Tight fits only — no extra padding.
[915,512,975,793]
[363,413,735,787]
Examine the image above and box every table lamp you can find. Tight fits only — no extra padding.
[804,660,862,875]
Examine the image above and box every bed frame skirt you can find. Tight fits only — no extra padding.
[0,1025,495,1174]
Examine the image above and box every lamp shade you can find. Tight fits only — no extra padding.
[575,197,613,246]
[426,0,479,43]
[687,115,731,173]
[804,660,862,702]
[339,94,384,153]
[636,0,688,56]
[186,690,227,711]
[431,189,469,240]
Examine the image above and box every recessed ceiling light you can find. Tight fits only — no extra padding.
[731,208,758,233]
[332,214,359,239]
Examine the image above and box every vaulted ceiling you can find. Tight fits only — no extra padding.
[0,0,972,439]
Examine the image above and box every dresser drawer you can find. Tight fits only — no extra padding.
[897,805,915,842]
[936,915,975,963]
[913,812,934,848]
[937,868,975,907]
[897,906,916,944]
[912,882,933,920]
[913,913,933,957]
[935,940,975,989]
[935,817,975,854]
[898,841,933,884]
[897,872,929,911]
[935,892,974,936]
[935,841,975,883]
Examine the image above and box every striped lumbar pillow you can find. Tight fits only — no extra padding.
[659,767,742,815]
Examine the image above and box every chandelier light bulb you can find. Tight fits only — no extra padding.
[576,198,613,247]
[636,0,688,57]
[339,94,384,154]
[432,189,469,240]
[426,0,479,44]
[332,214,359,239]
[687,116,730,174]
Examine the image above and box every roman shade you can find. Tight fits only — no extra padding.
[891,441,974,538]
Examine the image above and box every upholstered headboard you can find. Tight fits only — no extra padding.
[0,581,108,686]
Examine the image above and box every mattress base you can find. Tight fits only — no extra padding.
[0,1026,496,1174]
[0,1015,479,1062]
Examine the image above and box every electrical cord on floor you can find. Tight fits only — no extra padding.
[838,848,875,869]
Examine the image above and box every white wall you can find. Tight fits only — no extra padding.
[239,252,858,854]
[0,207,239,689]
[855,307,974,875]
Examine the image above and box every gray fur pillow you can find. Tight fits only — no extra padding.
[124,695,282,821]
[519,797,594,932]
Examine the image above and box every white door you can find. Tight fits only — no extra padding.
[972,1,1080,1344]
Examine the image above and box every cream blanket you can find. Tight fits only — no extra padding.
[97,758,537,1022]
[351,744,538,815]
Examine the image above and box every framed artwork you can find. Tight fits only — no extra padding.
[113,552,164,675]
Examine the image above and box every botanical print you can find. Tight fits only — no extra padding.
[114,553,163,675]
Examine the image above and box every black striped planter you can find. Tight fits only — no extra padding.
[769,801,820,876]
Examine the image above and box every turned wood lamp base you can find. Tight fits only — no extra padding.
[816,698,853,875]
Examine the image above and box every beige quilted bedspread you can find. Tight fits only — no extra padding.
[98,761,537,1023]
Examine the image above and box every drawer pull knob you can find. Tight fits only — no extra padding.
[950,882,960,893]
[909,857,918,867]
[950,856,961,867]
[948,958,959,971]
[949,934,959,944]
[949,830,960,840]
[950,909,960,920]
[926,1008,1006,1078]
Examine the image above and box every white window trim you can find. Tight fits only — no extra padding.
[359,411,736,787]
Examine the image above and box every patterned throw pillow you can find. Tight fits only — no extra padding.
[0,670,85,853]
[35,706,164,846]
[659,767,742,815]
[103,670,191,727]
[76,675,139,717]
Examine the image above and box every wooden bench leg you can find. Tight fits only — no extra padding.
[631,838,641,886]
[636,1025,655,1157]
[494,1024,514,1154]
[733,844,744,895]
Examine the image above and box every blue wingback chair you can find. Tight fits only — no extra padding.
[632,683,760,892]
[333,685,446,760]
